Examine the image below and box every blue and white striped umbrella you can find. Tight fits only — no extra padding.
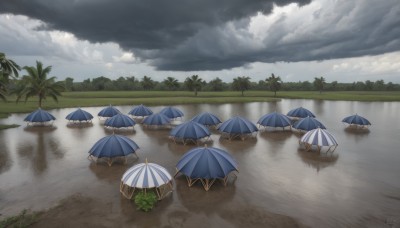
[143,113,171,126]
[98,105,121,118]
[121,162,172,188]
[300,128,338,148]
[104,113,136,129]
[191,112,222,127]
[128,104,153,117]
[24,108,56,123]
[66,108,93,122]
[287,107,315,118]
[159,106,184,119]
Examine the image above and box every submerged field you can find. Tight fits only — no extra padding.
[1,91,399,119]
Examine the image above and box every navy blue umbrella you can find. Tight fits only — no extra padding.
[170,121,211,144]
[128,104,153,117]
[24,108,56,124]
[104,113,136,129]
[342,114,371,127]
[257,112,291,129]
[293,116,326,132]
[160,106,184,119]
[218,116,258,139]
[65,108,93,122]
[98,105,121,118]
[175,146,238,191]
[88,134,139,166]
[287,107,315,118]
[191,112,222,127]
[142,113,171,126]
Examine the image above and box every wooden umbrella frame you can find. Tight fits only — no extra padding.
[87,153,139,166]
[175,170,238,191]
[120,181,173,200]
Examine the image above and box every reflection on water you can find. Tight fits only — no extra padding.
[0,101,400,227]
[175,178,236,213]
[0,133,12,174]
[18,127,65,175]
[297,149,339,172]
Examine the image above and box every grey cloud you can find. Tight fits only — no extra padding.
[1,0,399,71]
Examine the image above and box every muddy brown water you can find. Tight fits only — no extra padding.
[1,100,400,227]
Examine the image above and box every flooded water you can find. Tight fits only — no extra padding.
[0,100,400,227]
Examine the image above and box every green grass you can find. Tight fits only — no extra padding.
[0,91,399,121]
[0,124,20,130]
[0,209,39,228]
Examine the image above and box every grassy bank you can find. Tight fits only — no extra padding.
[0,90,399,120]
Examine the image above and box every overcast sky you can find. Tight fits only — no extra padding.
[1,0,399,83]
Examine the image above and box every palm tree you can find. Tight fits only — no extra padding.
[184,75,203,96]
[313,77,326,94]
[141,76,155,90]
[0,73,7,101]
[266,73,282,97]
[16,61,65,107]
[0,52,21,81]
[163,77,180,90]
[232,76,251,96]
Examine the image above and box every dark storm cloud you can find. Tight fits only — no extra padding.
[1,0,399,71]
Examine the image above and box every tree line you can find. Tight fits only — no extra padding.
[65,74,400,94]
[1,52,400,107]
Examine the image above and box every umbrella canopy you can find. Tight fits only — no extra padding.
[128,104,153,117]
[104,113,136,129]
[257,112,291,129]
[98,105,121,118]
[122,162,172,188]
[287,107,315,118]
[65,108,93,122]
[142,113,171,126]
[175,146,238,191]
[159,106,184,119]
[170,121,211,144]
[120,161,173,200]
[88,134,139,165]
[293,116,326,132]
[342,114,371,127]
[24,108,56,123]
[300,128,338,152]
[191,112,222,127]
[218,116,258,139]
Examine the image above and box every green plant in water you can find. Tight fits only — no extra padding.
[134,191,158,212]
[0,209,38,228]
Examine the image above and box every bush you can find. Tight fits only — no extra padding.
[0,209,38,228]
[134,191,158,212]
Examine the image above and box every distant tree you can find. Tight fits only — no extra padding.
[208,77,224,91]
[232,76,251,96]
[266,73,282,97]
[16,61,65,107]
[163,77,180,90]
[65,77,74,91]
[364,80,373,91]
[374,80,385,90]
[92,76,111,90]
[184,75,203,96]
[0,52,21,81]
[141,76,155,90]
[313,77,325,94]
[330,81,338,91]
